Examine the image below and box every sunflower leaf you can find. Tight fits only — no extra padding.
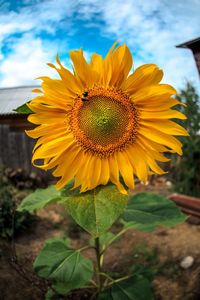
[17,185,61,213]
[61,184,128,237]
[34,237,93,295]
[121,192,186,232]
[98,270,154,300]
[14,102,33,114]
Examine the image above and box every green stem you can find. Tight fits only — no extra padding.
[89,279,99,288]
[105,275,131,288]
[95,237,103,291]
[79,245,96,252]
[101,227,129,255]
[112,275,130,284]
[99,272,114,283]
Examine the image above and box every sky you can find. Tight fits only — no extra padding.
[0,0,200,92]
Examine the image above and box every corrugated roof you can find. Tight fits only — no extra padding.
[0,85,39,115]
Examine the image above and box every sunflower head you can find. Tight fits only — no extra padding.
[26,42,188,194]
[70,86,139,157]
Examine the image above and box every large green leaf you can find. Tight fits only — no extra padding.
[14,102,33,114]
[122,192,186,232]
[99,274,154,300]
[34,237,93,295]
[61,184,128,237]
[17,185,61,213]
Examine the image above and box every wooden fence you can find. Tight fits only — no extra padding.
[0,124,45,175]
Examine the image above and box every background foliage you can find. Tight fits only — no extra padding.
[169,82,200,197]
[0,167,47,238]
[17,185,186,299]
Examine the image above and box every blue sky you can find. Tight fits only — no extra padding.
[0,0,200,92]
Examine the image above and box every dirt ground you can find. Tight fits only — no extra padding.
[1,177,200,300]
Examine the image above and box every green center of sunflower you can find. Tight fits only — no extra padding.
[79,96,129,146]
[70,87,139,157]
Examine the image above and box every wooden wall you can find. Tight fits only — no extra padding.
[193,50,200,77]
[189,40,200,77]
[0,115,47,176]
[0,124,33,171]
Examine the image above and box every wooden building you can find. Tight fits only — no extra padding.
[176,37,200,77]
[0,86,39,172]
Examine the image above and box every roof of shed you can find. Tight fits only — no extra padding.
[0,86,39,115]
[176,37,200,49]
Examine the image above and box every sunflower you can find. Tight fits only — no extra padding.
[26,42,188,194]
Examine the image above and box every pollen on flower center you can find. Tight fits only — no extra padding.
[79,95,130,145]
[70,87,139,157]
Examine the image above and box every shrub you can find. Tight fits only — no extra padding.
[0,169,34,238]
[169,82,200,197]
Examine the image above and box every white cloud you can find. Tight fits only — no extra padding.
[0,0,78,87]
[0,0,200,91]
[0,34,57,87]
[78,0,200,90]
[0,0,76,37]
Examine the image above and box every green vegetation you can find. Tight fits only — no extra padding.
[169,82,200,197]
[0,179,32,238]
[132,242,181,279]
[17,187,186,299]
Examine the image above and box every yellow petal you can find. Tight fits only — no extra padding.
[90,53,103,81]
[122,64,163,93]
[41,77,75,99]
[140,109,187,120]
[32,88,43,93]
[28,112,67,125]
[55,147,82,190]
[137,137,170,162]
[139,126,183,155]
[48,55,83,93]
[26,123,69,139]
[138,97,186,111]
[130,84,177,104]
[32,127,70,152]
[73,152,92,191]
[102,54,112,86]
[126,145,148,183]
[92,157,102,188]
[70,49,99,87]
[146,156,167,175]
[85,155,102,190]
[109,44,133,87]
[101,41,119,86]
[53,145,80,177]
[109,154,119,182]
[32,134,74,160]
[37,150,68,170]
[137,135,169,153]
[31,95,73,111]
[28,101,69,114]
[140,120,189,136]
[99,158,110,186]
[116,151,135,190]
[109,154,127,194]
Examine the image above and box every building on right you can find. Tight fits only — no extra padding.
[176,37,200,78]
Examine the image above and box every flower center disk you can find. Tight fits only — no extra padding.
[80,96,128,145]
[70,88,138,157]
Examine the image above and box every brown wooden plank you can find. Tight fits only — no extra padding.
[1,125,10,166]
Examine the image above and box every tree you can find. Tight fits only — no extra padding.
[169,82,200,197]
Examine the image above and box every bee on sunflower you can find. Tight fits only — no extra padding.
[26,42,188,194]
